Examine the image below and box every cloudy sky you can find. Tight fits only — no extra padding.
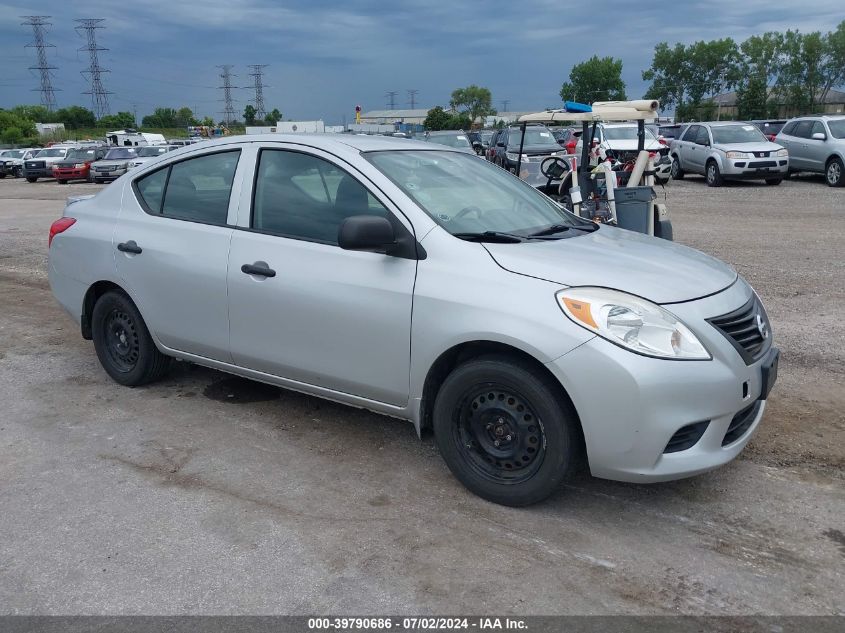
[1,0,842,123]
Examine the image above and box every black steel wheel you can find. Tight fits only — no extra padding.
[433,355,581,506]
[92,290,171,386]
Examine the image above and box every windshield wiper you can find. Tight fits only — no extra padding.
[453,231,528,243]
[529,222,598,237]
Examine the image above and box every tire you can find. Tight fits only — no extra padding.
[92,290,171,387]
[670,155,684,180]
[826,157,844,187]
[57,179,67,185]
[705,160,723,187]
[13,167,22,178]
[26,176,37,183]
[765,178,782,186]
[432,355,581,506]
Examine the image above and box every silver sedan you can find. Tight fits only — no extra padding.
[48,134,779,506]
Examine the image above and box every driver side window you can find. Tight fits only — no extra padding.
[252,149,388,244]
[695,127,711,145]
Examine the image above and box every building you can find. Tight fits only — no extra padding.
[35,122,65,136]
[712,88,845,118]
[359,109,431,125]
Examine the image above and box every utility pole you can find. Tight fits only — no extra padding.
[407,89,418,109]
[217,65,238,126]
[21,16,59,111]
[75,19,112,119]
[385,91,398,110]
[500,99,509,112]
[247,64,269,119]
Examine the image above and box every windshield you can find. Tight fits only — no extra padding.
[508,128,557,148]
[827,120,845,139]
[481,131,493,143]
[366,150,587,236]
[36,148,66,157]
[138,146,170,157]
[601,127,658,141]
[67,148,97,160]
[426,134,472,149]
[105,148,138,159]
[3,150,25,159]
[711,125,767,144]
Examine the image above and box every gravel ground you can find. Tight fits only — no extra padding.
[0,174,843,615]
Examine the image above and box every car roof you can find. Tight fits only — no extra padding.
[166,133,440,153]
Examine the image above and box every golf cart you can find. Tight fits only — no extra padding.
[515,100,673,240]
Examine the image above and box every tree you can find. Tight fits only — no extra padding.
[561,56,627,103]
[449,85,494,127]
[200,116,215,127]
[423,106,451,130]
[243,104,257,125]
[10,104,54,123]
[97,112,136,129]
[265,108,282,124]
[52,106,96,129]
[175,107,196,127]
[0,110,37,143]
[735,32,783,120]
[142,107,177,127]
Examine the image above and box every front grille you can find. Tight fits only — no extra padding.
[754,151,771,158]
[749,160,776,168]
[707,295,772,365]
[26,161,44,169]
[722,401,761,446]
[664,420,710,453]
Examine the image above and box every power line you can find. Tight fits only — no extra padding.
[217,65,238,126]
[247,64,269,119]
[407,89,418,109]
[21,16,59,111]
[75,18,112,118]
[385,91,398,110]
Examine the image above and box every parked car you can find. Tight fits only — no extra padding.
[90,147,141,183]
[47,134,778,506]
[489,125,562,172]
[422,130,475,154]
[23,147,75,182]
[129,145,179,168]
[750,120,788,142]
[0,148,38,178]
[775,115,845,187]
[669,122,788,186]
[551,127,580,154]
[658,124,686,143]
[576,123,665,161]
[52,147,109,184]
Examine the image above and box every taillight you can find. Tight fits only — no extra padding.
[49,217,76,247]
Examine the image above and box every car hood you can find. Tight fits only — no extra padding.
[713,141,782,153]
[33,155,68,163]
[93,160,131,167]
[508,144,561,156]
[54,160,90,167]
[483,225,737,304]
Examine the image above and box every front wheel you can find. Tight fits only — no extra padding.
[26,176,37,183]
[433,356,581,506]
[57,179,67,185]
[826,157,844,187]
[706,161,723,187]
[92,290,171,386]
[765,178,782,186]
[670,156,684,180]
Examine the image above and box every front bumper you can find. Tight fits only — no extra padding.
[91,168,127,181]
[546,279,777,483]
[53,167,90,180]
[23,167,54,178]
[722,158,788,179]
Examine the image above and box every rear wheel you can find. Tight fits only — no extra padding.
[433,356,580,506]
[706,160,723,187]
[57,179,67,185]
[92,290,171,386]
[765,178,782,186]
[826,157,844,187]
[670,155,684,179]
[26,176,37,183]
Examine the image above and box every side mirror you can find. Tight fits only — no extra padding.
[497,141,505,147]
[338,215,396,252]
[812,132,827,141]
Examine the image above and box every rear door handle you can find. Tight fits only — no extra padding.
[241,263,276,278]
[117,240,142,254]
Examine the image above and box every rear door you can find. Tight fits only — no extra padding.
[115,146,245,361]
[804,121,829,172]
[226,144,417,406]
[677,125,699,171]
[787,121,814,170]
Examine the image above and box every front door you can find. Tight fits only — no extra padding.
[114,148,244,361]
[227,146,417,406]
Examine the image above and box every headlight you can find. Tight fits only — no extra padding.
[556,287,711,360]
[505,152,518,161]
[726,151,752,159]
[74,163,86,168]
[776,149,788,157]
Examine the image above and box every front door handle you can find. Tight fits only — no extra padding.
[241,262,276,278]
[117,240,142,254]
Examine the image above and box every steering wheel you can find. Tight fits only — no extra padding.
[540,156,569,179]
[453,205,483,221]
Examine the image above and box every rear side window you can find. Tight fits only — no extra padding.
[134,150,240,225]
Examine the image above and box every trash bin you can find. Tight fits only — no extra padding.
[614,186,655,235]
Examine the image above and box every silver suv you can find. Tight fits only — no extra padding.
[47,134,778,506]
[669,122,788,186]
[775,115,845,187]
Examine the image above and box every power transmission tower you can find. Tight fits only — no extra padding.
[21,16,59,111]
[500,99,509,112]
[247,64,269,119]
[217,65,238,126]
[385,91,398,110]
[75,19,112,118]
[407,89,418,109]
